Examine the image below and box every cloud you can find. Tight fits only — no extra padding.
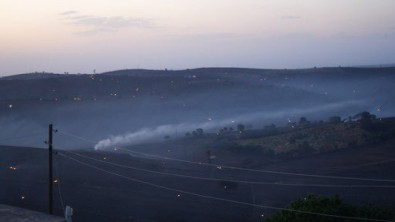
[280,16,301,20]
[60,10,78,16]
[59,11,157,35]
[71,16,155,29]
[75,28,117,36]
[168,32,239,42]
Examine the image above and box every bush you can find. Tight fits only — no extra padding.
[267,194,395,222]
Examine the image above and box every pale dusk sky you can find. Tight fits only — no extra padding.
[1,0,394,75]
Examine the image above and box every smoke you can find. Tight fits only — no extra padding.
[94,100,366,150]
[94,123,198,150]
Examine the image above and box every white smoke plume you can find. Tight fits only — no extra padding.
[94,100,366,150]
[94,122,212,150]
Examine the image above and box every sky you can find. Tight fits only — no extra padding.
[0,0,395,76]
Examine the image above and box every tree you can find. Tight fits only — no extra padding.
[299,117,310,127]
[196,128,204,136]
[237,124,245,133]
[191,128,204,137]
[267,194,395,222]
[288,121,297,129]
[357,111,376,130]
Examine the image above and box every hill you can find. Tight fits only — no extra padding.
[0,67,394,149]
[1,72,65,80]
[231,117,395,159]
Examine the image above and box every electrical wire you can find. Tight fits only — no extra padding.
[123,149,395,183]
[57,130,395,183]
[57,131,96,145]
[61,149,395,189]
[58,152,392,222]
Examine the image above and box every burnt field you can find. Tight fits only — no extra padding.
[1,138,395,222]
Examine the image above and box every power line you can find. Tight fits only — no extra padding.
[124,149,395,183]
[57,130,395,183]
[57,131,96,145]
[57,153,392,222]
[61,149,395,189]
[328,158,395,171]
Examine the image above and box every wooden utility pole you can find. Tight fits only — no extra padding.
[48,124,53,214]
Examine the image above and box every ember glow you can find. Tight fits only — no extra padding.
[9,166,17,171]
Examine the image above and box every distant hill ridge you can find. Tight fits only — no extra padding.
[1,72,64,80]
[2,66,395,80]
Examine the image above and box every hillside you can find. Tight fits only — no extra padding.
[232,117,395,159]
[0,67,394,149]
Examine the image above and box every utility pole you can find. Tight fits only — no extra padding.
[48,124,53,214]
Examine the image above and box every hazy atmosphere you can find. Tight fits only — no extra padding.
[1,1,395,222]
[1,0,395,75]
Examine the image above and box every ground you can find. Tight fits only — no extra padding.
[1,136,395,221]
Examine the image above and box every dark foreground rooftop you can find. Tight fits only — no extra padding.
[0,204,64,222]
